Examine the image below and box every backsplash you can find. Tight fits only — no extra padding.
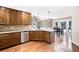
[0,25,32,30]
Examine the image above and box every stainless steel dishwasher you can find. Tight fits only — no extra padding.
[21,32,29,43]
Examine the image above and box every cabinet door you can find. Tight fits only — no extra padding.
[44,32,50,43]
[38,31,44,41]
[21,12,32,25]
[0,7,17,25]
[16,11,21,25]
[7,9,16,25]
[12,10,21,25]
[12,10,17,25]
[0,34,10,49]
[33,31,39,40]
[8,32,21,46]
[21,12,28,25]
[0,7,7,24]
[6,8,10,25]
[25,13,32,25]
[29,31,39,41]
[29,31,34,40]
[8,9,13,25]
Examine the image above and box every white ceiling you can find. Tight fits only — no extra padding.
[5,6,75,19]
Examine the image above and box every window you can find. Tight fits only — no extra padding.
[69,21,72,29]
[61,22,66,29]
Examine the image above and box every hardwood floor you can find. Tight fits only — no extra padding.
[0,42,54,52]
[0,32,78,52]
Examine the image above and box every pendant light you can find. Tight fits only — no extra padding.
[37,11,40,21]
[48,11,50,21]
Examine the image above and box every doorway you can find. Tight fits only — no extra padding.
[53,18,72,51]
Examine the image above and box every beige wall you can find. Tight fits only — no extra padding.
[72,7,79,46]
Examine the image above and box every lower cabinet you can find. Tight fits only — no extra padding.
[44,32,54,43]
[44,32,50,43]
[0,36,9,49]
[29,31,44,41]
[33,31,39,41]
[38,31,44,41]
[29,31,34,40]
[0,32,21,49]
[29,31,54,43]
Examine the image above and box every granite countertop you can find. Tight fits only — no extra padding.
[0,26,53,34]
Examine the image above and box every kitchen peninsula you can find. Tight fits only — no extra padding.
[0,26,54,50]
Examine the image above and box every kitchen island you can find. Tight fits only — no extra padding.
[29,31,54,43]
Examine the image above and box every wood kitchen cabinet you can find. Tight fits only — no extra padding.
[16,11,22,25]
[33,31,39,40]
[0,6,32,25]
[29,31,34,40]
[0,7,8,24]
[29,31,54,43]
[8,32,21,46]
[0,7,15,25]
[44,32,50,43]
[29,31,39,41]
[8,9,21,25]
[20,12,32,25]
[38,31,44,41]
[0,35,9,49]
[45,32,54,43]
[29,31,44,41]
[0,32,21,49]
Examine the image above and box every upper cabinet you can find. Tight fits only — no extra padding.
[20,11,32,25]
[0,7,7,25]
[0,6,32,25]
